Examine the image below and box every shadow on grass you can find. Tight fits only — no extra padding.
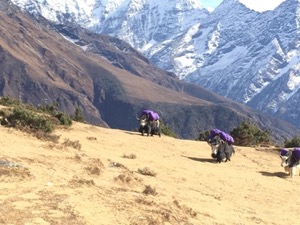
[259,171,288,178]
[181,155,216,163]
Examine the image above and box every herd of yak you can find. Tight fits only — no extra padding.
[137,109,300,178]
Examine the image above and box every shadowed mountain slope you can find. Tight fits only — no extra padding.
[0,0,299,143]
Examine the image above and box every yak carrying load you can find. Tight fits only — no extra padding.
[137,109,161,137]
[207,128,235,163]
[279,148,300,177]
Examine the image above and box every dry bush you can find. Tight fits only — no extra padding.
[0,167,32,180]
[73,154,82,162]
[122,153,137,159]
[65,154,82,162]
[84,158,104,176]
[173,200,197,218]
[34,130,60,143]
[132,217,161,225]
[62,139,81,150]
[135,197,155,206]
[115,173,132,183]
[114,171,142,185]
[138,167,157,177]
[142,185,157,196]
[85,166,101,176]
[44,142,57,150]
[88,158,104,167]
[69,176,95,187]
[109,161,128,170]
[86,136,97,141]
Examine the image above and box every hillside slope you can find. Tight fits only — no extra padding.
[1,123,299,225]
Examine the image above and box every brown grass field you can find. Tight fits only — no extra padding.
[0,122,299,225]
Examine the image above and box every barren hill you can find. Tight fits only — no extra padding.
[1,122,299,225]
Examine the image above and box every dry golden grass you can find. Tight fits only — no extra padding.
[0,122,300,225]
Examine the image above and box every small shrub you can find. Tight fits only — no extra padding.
[197,130,210,141]
[114,172,142,184]
[142,185,157,196]
[37,101,59,115]
[284,137,300,148]
[230,121,271,146]
[0,96,21,106]
[138,167,157,177]
[72,107,85,122]
[135,197,155,206]
[8,106,56,133]
[55,112,72,126]
[85,166,101,176]
[173,200,197,218]
[115,174,132,183]
[122,153,137,159]
[87,136,97,141]
[160,120,177,138]
[109,162,127,169]
[69,176,95,187]
[62,139,82,150]
[35,130,60,143]
[0,167,32,179]
[74,154,82,162]
[0,97,75,140]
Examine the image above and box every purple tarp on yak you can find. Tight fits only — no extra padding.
[280,148,289,156]
[140,109,160,121]
[208,128,234,145]
[292,148,300,161]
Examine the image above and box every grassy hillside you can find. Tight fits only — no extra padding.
[0,120,300,225]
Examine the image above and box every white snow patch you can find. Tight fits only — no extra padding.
[206,46,248,70]
[141,39,157,52]
[207,22,220,54]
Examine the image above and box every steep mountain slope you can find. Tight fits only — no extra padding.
[1,0,299,143]
[1,121,300,225]
[185,0,300,125]
[11,0,300,129]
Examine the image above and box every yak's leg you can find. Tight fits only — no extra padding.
[147,125,151,137]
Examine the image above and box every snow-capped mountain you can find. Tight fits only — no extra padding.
[185,0,300,124]
[11,0,209,53]
[11,0,300,127]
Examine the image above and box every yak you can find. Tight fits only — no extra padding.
[280,148,300,178]
[137,109,161,137]
[207,129,235,163]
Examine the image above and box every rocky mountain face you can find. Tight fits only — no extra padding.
[1,0,299,143]
[11,0,300,129]
[185,0,300,126]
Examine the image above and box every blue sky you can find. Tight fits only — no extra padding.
[200,0,286,12]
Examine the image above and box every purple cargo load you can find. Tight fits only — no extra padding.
[292,148,300,161]
[208,128,234,145]
[140,109,160,121]
[280,149,289,156]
